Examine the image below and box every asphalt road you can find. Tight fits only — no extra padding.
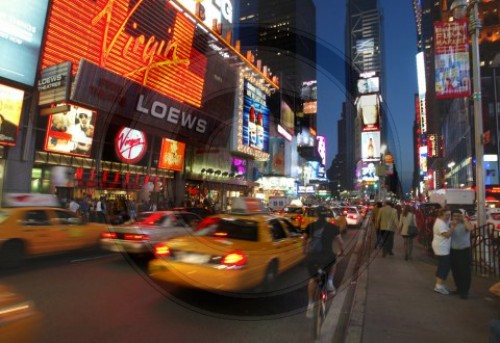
[1,228,362,343]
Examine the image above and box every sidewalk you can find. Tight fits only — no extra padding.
[344,231,500,343]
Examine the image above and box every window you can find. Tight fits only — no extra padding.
[269,220,287,241]
[279,218,302,235]
[179,213,201,227]
[22,210,50,226]
[195,219,259,241]
[54,209,80,225]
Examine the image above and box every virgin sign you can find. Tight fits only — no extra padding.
[115,127,147,164]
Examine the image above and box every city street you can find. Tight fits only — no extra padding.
[1,229,362,343]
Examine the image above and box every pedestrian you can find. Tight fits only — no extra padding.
[69,198,80,214]
[371,202,383,248]
[303,205,345,318]
[80,195,90,223]
[128,200,137,222]
[431,208,453,295]
[449,208,474,299]
[398,205,418,260]
[96,197,107,223]
[376,200,398,257]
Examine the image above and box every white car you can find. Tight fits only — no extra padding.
[470,208,500,231]
[100,211,201,257]
[340,206,363,227]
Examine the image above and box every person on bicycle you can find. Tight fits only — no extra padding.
[303,205,345,318]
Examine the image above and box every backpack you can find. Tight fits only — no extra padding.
[308,222,325,254]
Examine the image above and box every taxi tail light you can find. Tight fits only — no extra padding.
[292,215,303,222]
[154,243,171,258]
[496,223,500,231]
[101,232,117,239]
[123,233,150,241]
[221,250,247,267]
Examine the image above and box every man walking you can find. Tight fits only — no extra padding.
[377,200,398,257]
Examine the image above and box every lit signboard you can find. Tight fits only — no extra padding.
[297,127,315,148]
[419,98,427,133]
[115,127,147,164]
[303,101,317,114]
[44,105,96,157]
[174,0,233,31]
[317,135,326,166]
[356,38,374,54]
[280,99,294,132]
[357,95,379,132]
[158,138,185,171]
[301,80,317,101]
[357,77,379,95]
[416,52,426,97]
[419,146,428,173]
[0,0,49,86]
[277,124,292,142]
[242,79,269,152]
[41,0,208,108]
[356,161,379,183]
[269,137,285,175]
[361,131,380,161]
[427,134,439,158]
[0,84,24,146]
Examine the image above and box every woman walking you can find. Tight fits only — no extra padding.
[450,209,474,299]
[398,205,418,260]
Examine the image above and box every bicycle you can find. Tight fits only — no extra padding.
[312,267,329,340]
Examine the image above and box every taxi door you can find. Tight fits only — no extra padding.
[51,209,89,250]
[268,219,298,271]
[18,209,63,255]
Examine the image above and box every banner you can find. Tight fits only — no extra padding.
[434,19,471,99]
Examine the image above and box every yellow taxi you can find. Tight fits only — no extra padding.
[300,206,347,234]
[148,198,305,293]
[278,205,305,228]
[0,194,108,268]
[0,283,41,342]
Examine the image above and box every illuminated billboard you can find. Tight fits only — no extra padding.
[416,52,426,97]
[158,138,185,171]
[45,105,96,157]
[269,138,285,175]
[317,136,326,166]
[303,101,317,114]
[301,81,317,101]
[41,0,208,108]
[174,0,233,35]
[242,80,269,152]
[280,99,295,132]
[115,127,147,164]
[419,146,428,173]
[357,77,379,95]
[361,131,380,161]
[357,94,379,132]
[356,38,374,54]
[0,0,49,86]
[356,161,379,183]
[0,84,24,146]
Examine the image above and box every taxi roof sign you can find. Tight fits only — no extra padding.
[230,197,269,214]
[3,193,62,208]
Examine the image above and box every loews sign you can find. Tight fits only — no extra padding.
[41,0,208,107]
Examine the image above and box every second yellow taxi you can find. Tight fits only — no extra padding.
[148,198,305,293]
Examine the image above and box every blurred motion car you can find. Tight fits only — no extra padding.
[148,198,305,293]
[300,206,347,233]
[340,206,363,227]
[0,205,108,268]
[0,283,41,343]
[100,211,201,257]
[279,205,305,228]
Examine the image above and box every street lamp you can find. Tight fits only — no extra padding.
[450,0,485,227]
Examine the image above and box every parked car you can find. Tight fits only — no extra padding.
[100,211,201,258]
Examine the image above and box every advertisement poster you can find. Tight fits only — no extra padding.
[45,105,96,156]
[0,84,23,146]
[356,161,379,183]
[434,19,471,99]
[242,80,269,152]
[361,131,381,161]
[357,94,379,131]
[158,138,185,171]
[357,77,379,95]
[269,137,285,175]
[0,0,49,86]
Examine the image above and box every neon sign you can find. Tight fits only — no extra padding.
[41,0,207,107]
[115,127,147,163]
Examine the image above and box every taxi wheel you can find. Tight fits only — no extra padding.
[0,240,25,269]
[261,260,279,291]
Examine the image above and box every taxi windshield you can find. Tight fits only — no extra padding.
[195,218,259,241]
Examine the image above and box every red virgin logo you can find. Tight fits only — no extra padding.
[115,127,147,164]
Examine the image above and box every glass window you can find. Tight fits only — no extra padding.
[269,220,287,240]
[195,219,259,241]
[279,218,302,235]
[0,210,11,224]
[22,210,50,226]
[283,207,303,214]
[53,209,80,225]
[180,213,201,227]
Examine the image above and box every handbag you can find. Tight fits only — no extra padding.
[408,224,418,237]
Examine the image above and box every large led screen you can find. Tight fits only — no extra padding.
[356,161,379,183]
[41,0,208,108]
[0,0,49,86]
[361,131,380,161]
[242,80,269,152]
[0,84,24,146]
[174,0,233,35]
[45,105,96,157]
[357,94,379,132]
[357,77,379,95]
